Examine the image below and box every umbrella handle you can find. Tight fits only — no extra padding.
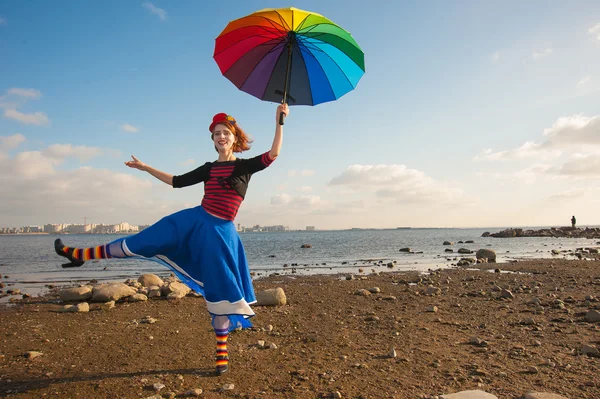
[278,111,286,126]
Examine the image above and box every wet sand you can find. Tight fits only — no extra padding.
[0,258,599,398]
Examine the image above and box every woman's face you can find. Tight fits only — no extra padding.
[212,123,236,152]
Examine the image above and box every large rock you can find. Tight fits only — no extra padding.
[92,283,136,302]
[59,286,93,302]
[476,248,496,262]
[161,281,190,297]
[256,288,286,306]
[524,393,569,399]
[138,274,164,288]
[441,391,498,399]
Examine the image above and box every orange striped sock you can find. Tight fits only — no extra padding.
[215,327,229,375]
[63,245,112,261]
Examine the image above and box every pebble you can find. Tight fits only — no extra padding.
[585,310,600,322]
[25,351,43,360]
[152,383,165,392]
[440,390,498,399]
[141,316,157,324]
[185,388,203,397]
[221,383,234,391]
[387,347,397,358]
[581,344,599,357]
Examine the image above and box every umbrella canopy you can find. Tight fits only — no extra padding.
[214,7,365,107]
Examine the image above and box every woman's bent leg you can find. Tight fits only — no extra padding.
[212,315,231,375]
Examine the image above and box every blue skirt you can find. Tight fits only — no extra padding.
[108,206,255,330]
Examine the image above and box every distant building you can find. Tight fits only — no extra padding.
[262,225,288,232]
[44,224,65,233]
[64,224,92,234]
[22,226,43,233]
[306,226,315,231]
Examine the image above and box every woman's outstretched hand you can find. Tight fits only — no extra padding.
[124,155,147,171]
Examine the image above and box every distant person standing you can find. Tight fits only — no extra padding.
[571,215,576,228]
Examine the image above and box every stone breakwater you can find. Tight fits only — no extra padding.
[483,227,600,239]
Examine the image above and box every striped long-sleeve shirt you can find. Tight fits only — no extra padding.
[172,152,275,220]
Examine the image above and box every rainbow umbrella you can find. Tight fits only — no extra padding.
[214,7,365,124]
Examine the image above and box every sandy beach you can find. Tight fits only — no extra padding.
[0,258,599,399]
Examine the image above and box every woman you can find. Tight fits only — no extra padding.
[54,103,289,375]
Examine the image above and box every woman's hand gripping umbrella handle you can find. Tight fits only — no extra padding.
[277,103,289,126]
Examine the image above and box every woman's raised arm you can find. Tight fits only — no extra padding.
[269,103,289,160]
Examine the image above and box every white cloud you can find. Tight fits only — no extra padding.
[0,88,50,126]
[491,51,500,62]
[42,144,103,162]
[577,76,591,86]
[3,109,50,126]
[548,189,586,201]
[589,22,600,40]
[474,141,561,161]
[532,48,553,60]
[270,193,321,208]
[120,123,140,133]
[475,114,600,161]
[297,186,313,193]
[329,164,469,206]
[542,114,600,147]
[0,138,181,225]
[300,169,315,176]
[551,154,600,178]
[143,2,167,21]
[7,88,41,99]
[288,169,315,177]
[0,134,26,151]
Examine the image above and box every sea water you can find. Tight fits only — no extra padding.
[0,228,593,299]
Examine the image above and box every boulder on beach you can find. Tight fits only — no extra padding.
[256,288,286,306]
[476,248,496,262]
[457,248,472,254]
[138,274,164,288]
[443,241,454,245]
[92,283,136,302]
[300,244,312,248]
[160,281,191,297]
[59,286,93,302]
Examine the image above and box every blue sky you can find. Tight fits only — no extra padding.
[1,1,599,229]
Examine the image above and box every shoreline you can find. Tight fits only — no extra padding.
[1,258,599,398]
[0,249,590,305]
